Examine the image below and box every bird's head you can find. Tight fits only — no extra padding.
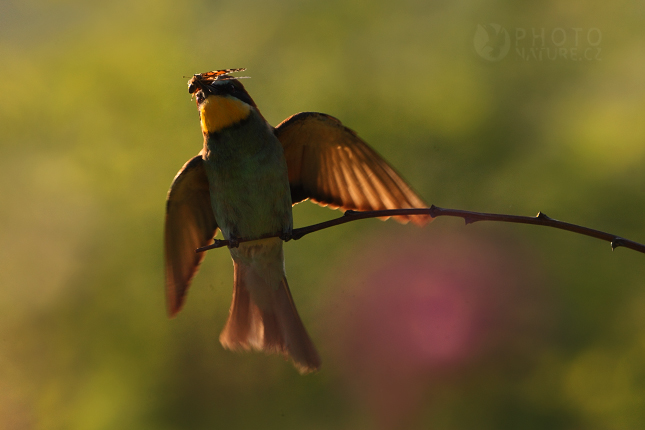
[187,68,257,135]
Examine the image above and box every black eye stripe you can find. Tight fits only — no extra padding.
[209,83,255,107]
[229,88,254,106]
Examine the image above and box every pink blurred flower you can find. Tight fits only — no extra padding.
[324,229,550,428]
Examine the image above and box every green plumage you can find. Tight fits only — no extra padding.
[202,109,292,242]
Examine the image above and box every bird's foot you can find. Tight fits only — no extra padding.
[227,236,240,249]
[279,232,292,242]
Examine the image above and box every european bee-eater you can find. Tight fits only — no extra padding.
[165,68,431,373]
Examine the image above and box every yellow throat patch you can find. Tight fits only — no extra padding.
[199,95,252,134]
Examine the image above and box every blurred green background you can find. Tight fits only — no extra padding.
[2,0,645,429]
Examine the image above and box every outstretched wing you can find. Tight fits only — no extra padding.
[275,112,431,225]
[164,155,218,317]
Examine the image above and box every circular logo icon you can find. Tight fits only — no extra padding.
[474,23,510,61]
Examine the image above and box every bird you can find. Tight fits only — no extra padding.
[164,68,431,373]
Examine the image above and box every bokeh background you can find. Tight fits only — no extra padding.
[2,0,645,429]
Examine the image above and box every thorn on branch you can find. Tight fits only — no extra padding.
[464,217,476,225]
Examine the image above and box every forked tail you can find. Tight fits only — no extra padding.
[219,260,321,373]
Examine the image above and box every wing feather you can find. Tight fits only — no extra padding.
[164,155,218,317]
[275,112,431,225]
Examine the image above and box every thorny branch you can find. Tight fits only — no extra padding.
[195,205,645,255]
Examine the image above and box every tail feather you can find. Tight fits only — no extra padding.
[219,261,321,373]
